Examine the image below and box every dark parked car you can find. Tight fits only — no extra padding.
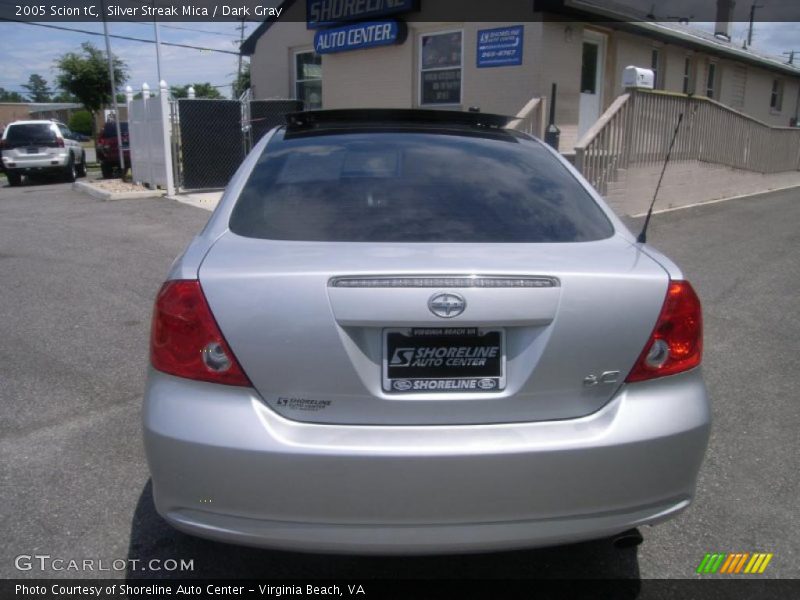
[96,121,129,178]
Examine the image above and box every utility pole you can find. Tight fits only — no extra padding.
[747,3,764,47]
[101,0,125,175]
[782,50,798,65]
[234,19,246,98]
[153,0,163,85]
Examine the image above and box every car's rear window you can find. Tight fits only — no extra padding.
[230,129,614,243]
[5,123,56,144]
[102,122,129,136]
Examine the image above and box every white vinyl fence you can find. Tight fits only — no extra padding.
[127,81,175,195]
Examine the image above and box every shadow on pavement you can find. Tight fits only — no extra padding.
[126,481,641,584]
[2,173,81,187]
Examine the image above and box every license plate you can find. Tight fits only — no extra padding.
[26,147,38,154]
[383,327,505,393]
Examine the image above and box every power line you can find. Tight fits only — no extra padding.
[1,81,234,92]
[0,18,240,55]
[0,12,249,39]
[129,21,242,37]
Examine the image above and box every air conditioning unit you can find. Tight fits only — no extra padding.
[623,66,655,89]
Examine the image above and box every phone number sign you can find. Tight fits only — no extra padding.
[477,25,524,68]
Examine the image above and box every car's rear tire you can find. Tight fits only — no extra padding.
[64,157,77,183]
[100,162,114,179]
[76,152,87,177]
[6,171,22,187]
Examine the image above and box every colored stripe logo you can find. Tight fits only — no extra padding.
[696,552,773,574]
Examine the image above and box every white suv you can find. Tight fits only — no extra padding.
[1,120,87,186]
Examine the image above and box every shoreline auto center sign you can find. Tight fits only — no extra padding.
[314,20,407,54]
[477,25,524,68]
[307,0,416,28]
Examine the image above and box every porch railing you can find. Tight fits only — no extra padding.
[574,88,800,195]
[507,96,546,139]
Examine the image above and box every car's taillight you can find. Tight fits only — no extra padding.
[55,137,65,147]
[626,280,703,383]
[150,280,251,386]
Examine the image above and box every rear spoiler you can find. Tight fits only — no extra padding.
[286,109,514,131]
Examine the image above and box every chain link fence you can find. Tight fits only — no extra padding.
[175,99,244,190]
[250,100,304,146]
[171,97,303,191]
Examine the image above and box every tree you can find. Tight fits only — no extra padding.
[55,42,128,135]
[232,61,251,99]
[0,88,26,102]
[69,110,93,136]
[52,90,78,103]
[170,82,224,99]
[22,74,52,102]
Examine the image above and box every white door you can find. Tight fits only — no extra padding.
[578,31,605,140]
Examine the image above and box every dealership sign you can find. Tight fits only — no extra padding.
[477,25,524,68]
[307,0,416,28]
[314,20,406,54]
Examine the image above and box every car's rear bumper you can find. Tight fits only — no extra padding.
[96,148,130,165]
[3,153,69,171]
[143,368,710,554]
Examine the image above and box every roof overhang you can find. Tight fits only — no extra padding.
[241,0,800,78]
[241,0,295,55]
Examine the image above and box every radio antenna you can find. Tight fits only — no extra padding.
[637,109,686,244]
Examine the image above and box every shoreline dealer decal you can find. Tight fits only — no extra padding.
[385,328,505,393]
[389,343,499,368]
[392,378,499,391]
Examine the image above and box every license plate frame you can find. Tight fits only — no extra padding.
[382,327,506,394]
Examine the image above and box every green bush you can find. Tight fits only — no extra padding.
[69,110,93,136]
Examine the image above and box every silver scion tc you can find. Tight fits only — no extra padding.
[143,109,709,554]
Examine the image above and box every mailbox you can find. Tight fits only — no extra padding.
[623,66,655,89]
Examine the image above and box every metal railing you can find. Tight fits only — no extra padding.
[574,88,800,194]
[506,96,546,139]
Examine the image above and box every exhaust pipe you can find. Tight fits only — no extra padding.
[612,528,644,549]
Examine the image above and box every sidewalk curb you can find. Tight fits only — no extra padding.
[629,183,800,218]
[72,181,166,201]
[166,192,221,212]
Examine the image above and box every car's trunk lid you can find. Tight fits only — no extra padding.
[198,232,668,425]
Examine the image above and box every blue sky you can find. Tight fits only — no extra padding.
[0,21,796,100]
[0,20,256,99]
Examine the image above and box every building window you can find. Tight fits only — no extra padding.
[682,56,692,94]
[294,51,322,109]
[651,48,661,89]
[420,31,462,105]
[770,79,784,112]
[706,62,717,99]
[581,42,599,93]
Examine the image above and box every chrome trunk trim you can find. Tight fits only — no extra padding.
[328,275,560,288]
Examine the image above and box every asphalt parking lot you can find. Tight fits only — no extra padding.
[0,179,798,581]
